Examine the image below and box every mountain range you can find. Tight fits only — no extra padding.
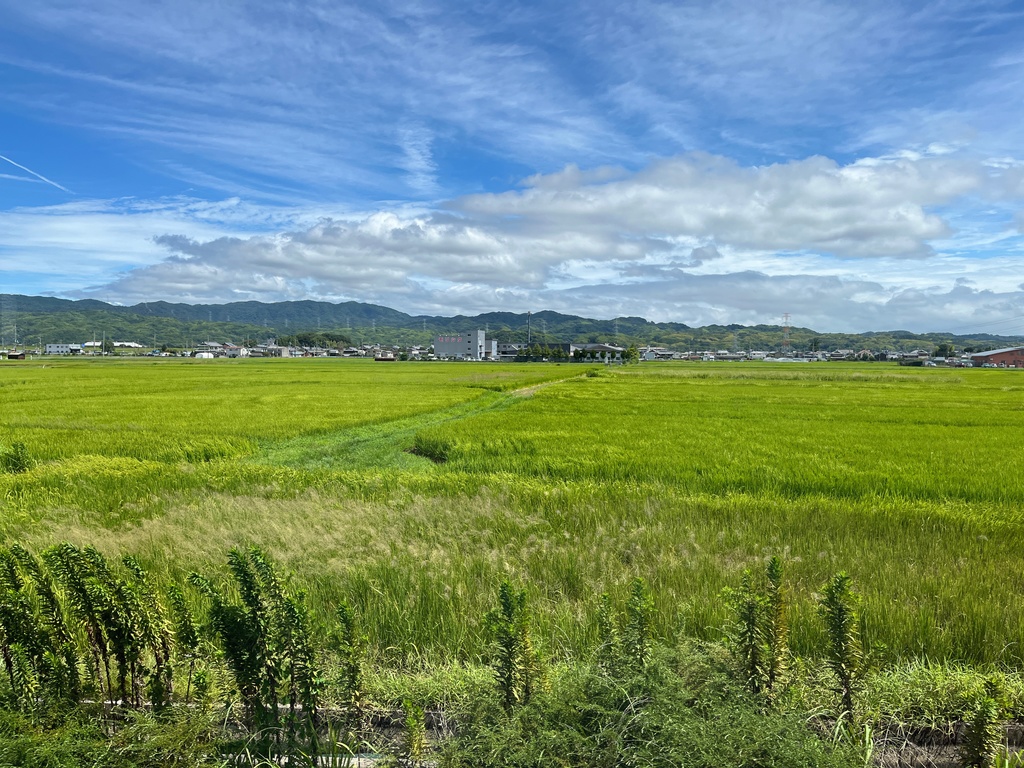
[0,294,1020,354]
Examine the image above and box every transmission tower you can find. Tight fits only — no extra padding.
[782,313,792,354]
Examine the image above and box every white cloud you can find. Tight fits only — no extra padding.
[397,124,439,197]
[457,153,983,258]
[3,149,1001,332]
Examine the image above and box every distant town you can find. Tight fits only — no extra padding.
[2,330,1022,368]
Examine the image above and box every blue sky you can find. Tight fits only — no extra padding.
[3,0,1024,332]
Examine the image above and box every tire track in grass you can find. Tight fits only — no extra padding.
[250,373,585,471]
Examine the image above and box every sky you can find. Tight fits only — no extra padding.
[3,0,1024,333]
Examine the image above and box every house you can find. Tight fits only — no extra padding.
[970,347,1024,368]
[196,342,225,356]
[639,346,676,361]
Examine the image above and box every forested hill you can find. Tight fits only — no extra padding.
[0,293,1020,353]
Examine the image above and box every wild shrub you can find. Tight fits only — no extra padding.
[410,431,453,463]
[442,642,861,768]
[166,584,200,703]
[724,570,766,696]
[595,578,654,678]
[120,556,174,708]
[818,572,864,722]
[76,547,155,708]
[249,547,319,748]
[723,557,790,702]
[0,547,82,713]
[391,699,426,767]
[763,556,788,697]
[189,566,271,730]
[334,599,365,708]
[484,581,542,712]
[190,546,319,743]
[960,695,1002,768]
[7,545,80,707]
[0,442,31,473]
[43,543,114,703]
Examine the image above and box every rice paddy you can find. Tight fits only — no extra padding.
[2,357,1023,668]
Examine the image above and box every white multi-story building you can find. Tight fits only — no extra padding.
[434,330,496,360]
[44,343,81,355]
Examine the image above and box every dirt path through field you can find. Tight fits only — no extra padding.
[252,371,587,471]
[511,371,587,397]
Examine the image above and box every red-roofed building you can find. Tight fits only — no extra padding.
[970,347,1024,367]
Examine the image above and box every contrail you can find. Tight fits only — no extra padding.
[0,154,72,193]
[0,172,42,183]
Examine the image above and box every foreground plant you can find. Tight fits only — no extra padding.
[818,572,863,722]
[485,581,543,712]
[723,556,790,702]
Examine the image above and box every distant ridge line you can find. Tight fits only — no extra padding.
[1,293,1022,348]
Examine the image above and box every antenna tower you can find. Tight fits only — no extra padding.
[782,313,792,354]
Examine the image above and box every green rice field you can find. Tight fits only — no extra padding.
[2,357,1023,667]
